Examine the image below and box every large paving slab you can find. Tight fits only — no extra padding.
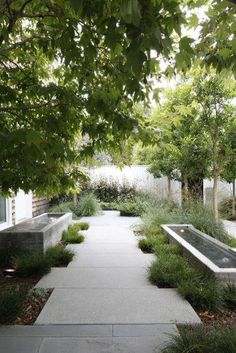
[35,267,151,289]
[82,231,137,244]
[0,324,178,353]
[0,337,42,353]
[67,242,141,254]
[36,288,201,324]
[68,253,155,268]
[38,336,169,353]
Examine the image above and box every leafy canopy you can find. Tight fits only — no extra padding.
[0,0,236,195]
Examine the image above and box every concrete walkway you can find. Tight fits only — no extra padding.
[0,211,200,353]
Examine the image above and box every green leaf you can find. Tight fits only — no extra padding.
[179,36,194,54]
[188,14,199,28]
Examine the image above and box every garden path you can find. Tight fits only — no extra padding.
[0,211,200,353]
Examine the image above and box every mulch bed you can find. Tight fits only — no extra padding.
[198,308,236,327]
[0,269,53,325]
[15,288,53,325]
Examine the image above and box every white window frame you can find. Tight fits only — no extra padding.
[0,198,12,230]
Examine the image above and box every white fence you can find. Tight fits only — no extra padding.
[88,165,235,206]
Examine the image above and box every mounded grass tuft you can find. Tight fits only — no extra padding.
[62,224,85,244]
[155,242,182,256]
[161,325,236,353]
[76,222,89,230]
[178,272,221,311]
[45,245,75,267]
[148,254,187,288]
[138,238,154,253]
[0,287,26,324]
[13,252,51,278]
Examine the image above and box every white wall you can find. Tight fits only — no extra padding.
[14,190,32,224]
[204,179,234,206]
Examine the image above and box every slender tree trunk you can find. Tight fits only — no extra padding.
[232,180,236,216]
[183,176,188,202]
[167,177,172,202]
[212,171,219,218]
[73,192,78,207]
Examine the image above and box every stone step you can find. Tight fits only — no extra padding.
[0,324,179,353]
[35,267,152,289]
[35,288,201,325]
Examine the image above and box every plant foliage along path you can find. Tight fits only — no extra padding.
[0,211,201,353]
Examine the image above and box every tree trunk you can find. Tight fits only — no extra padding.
[167,177,172,202]
[232,179,236,216]
[183,176,188,202]
[212,172,219,218]
[73,192,78,207]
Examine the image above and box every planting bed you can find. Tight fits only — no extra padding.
[0,271,52,325]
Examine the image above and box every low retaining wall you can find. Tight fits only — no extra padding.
[0,213,72,253]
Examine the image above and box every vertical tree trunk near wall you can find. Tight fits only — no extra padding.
[73,192,78,207]
[212,172,219,218]
[167,177,172,202]
[232,180,236,216]
[183,176,189,202]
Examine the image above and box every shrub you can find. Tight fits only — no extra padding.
[73,193,100,216]
[0,248,23,267]
[219,197,236,220]
[222,283,236,310]
[49,201,79,219]
[138,238,154,253]
[0,287,26,324]
[118,201,142,216]
[100,201,118,210]
[162,325,236,353]
[178,272,221,311]
[14,252,51,278]
[148,254,187,288]
[85,177,136,203]
[46,246,74,266]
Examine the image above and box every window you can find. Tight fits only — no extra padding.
[0,197,6,224]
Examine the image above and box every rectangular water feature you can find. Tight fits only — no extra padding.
[162,224,236,283]
[0,213,72,253]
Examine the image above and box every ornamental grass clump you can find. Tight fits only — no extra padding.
[74,193,101,216]
[178,272,221,311]
[49,201,79,219]
[45,245,75,267]
[161,325,236,353]
[154,242,182,256]
[62,226,85,244]
[76,222,89,230]
[184,200,229,243]
[142,201,182,235]
[138,238,154,253]
[0,287,26,324]
[13,252,51,278]
[221,283,236,310]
